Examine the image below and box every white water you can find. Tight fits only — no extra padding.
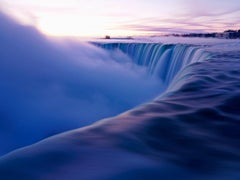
[95,43,209,87]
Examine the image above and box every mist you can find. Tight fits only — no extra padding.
[0,12,161,155]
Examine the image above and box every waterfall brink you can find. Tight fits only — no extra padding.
[94,43,210,87]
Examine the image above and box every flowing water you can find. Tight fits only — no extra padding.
[0,12,240,179]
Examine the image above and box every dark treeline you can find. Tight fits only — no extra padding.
[171,29,240,39]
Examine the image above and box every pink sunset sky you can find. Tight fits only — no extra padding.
[0,0,240,37]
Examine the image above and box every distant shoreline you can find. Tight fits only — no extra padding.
[166,29,240,39]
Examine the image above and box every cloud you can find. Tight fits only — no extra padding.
[119,6,240,35]
[120,21,210,34]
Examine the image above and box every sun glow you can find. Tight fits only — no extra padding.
[36,13,146,37]
[37,14,112,37]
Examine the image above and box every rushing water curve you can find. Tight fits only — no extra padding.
[1,13,240,179]
[1,40,240,179]
[94,43,210,87]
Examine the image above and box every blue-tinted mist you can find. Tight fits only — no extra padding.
[0,13,163,155]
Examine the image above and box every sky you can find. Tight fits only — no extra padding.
[0,0,240,37]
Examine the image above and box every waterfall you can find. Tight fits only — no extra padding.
[94,43,210,87]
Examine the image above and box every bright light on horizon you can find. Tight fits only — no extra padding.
[37,13,147,37]
[37,14,110,37]
[0,0,240,37]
